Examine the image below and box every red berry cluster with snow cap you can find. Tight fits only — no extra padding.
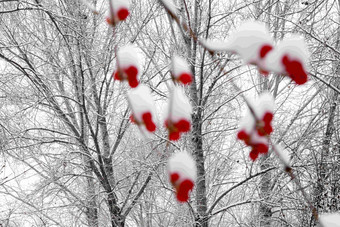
[114,44,141,88]
[224,21,274,75]
[171,55,193,85]
[127,85,157,133]
[106,0,130,26]
[202,21,309,84]
[237,92,275,161]
[264,35,309,85]
[168,151,196,202]
[165,87,192,141]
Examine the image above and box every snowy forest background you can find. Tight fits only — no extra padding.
[0,0,340,226]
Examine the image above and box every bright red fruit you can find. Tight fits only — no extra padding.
[178,73,192,85]
[237,130,248,141]
[128,78,139,88]
[168,152,196,203]
[125,66,138,79]
[263,112,273,124]
[114,71,121,80]
[282,55,308,85]
[170,173,180,184]
[142,112,156,132]
[176,179,194,202]
[169,131,180,141]
[171,55,193,85]
[249,149,259,161]
[237,92,274,161]
[256,143,268,154]
[117,8,129,21]
[175,119,191,132]
[259,44,273,59]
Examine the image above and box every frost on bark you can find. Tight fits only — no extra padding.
[312,7,340,223]
[179,1,208,225]
[259,157,273,227]
[313,33,340,226]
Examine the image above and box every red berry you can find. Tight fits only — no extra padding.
[169,131,180,141]
[170,172,180,185]
[257,128,266,136]
[176,179,194,202]
[117,8,129,21]
[259,44,273,59]
[282,55,308,85]
[263,124,273,135]
[142,112,152,122]
[125,66,138,80]
[256,143,268,154]
[237,130,248,141]
[263,112,273,124]
[175,119,190,132]
[114,71,121,80]
[142,112,156,132]
[128,78,139,88]
[178,73,192,85]
[249,149,259,161]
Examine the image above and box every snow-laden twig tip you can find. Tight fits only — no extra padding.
[159,0,178,18]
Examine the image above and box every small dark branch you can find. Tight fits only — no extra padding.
[120,171,142,212]
[207,167,276,214]
[309,72,340,94]
[122,172,153,217]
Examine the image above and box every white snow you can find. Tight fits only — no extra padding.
[168,151,197,181]
[274,144,290,167]
[319,213,340,227]
[200,39,230,52]
[117,44,141,71]
[238,106,256,134]
[171,55,191,78]
[255,92,275,118]
[167,86,192,122]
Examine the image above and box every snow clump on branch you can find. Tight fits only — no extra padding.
[128,85,157,133]
[113,44,142,88]
[171,55,193,85]
[159,0,178,19]
[237,92,275,161]
[224,21,274,75]
[264,35,309,85]
[106,0,131,26]
[168,151,196,202]
[165,87,192,141]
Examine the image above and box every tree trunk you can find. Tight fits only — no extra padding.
[192,111,208,227]
[83,155,99,227]
[187,1,208,226]
[313,7,340,225]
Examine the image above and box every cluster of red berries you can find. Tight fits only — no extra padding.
[237,93,274,161]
